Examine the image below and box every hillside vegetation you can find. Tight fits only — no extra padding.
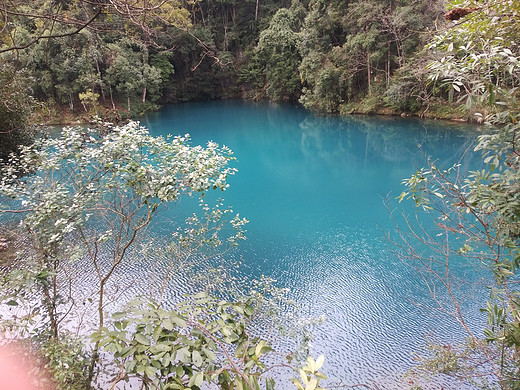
[1,0,456,124]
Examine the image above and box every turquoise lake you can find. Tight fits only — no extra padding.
[141,100,484,388]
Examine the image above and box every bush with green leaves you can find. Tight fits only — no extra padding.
[0,120,247,384]
[93,291,327,390]
[395,1,520,388]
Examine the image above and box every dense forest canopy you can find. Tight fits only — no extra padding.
[1,0,448,121]
[4,0,518,125]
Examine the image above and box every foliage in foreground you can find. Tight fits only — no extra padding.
[0,121,328,390]
[94,293,326,390]
[395,0,520,388]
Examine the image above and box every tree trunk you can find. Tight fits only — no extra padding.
[141,48,148,104]
[386,44,391,88]
[199,3,206,26]
[42,283,58,339]
[95,58,106,102]
[255,0,259,21]
[223,25,228,51]
[367,54,371,96]
[87,279,105,387]
[109,86,116,110]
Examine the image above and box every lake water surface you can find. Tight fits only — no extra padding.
[141,101,484,388]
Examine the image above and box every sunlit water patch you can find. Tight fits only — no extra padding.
[0,101,487,389]
[139,101,488,388]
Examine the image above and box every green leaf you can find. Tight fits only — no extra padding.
[251,375,260,390]
[134,333,150,345]
[292,379,304,390]
[202,347,216,361]
[244,305,255,316]
[171,316,186,328]
[126,359,137,373]
[177,347,190,363]
[189,371,204,388]
[255,340,266,358]
[234,377,244,390]
[489,84,495,105]
[162,318,174,330]
[144,365,156,378]
[194,371,204,387]
[150,343,171,353]
[244,360,255,370]
[164,382,184,390]
[119,346,136,359]
[466,95,473,109]
[192,350,203,367]
[136,364,146,375]
[306,357,316,372]
[299,369,308,385]
[112,311,128,320]
[266,378,275,390]
[315,372,327,380]
[221,326,232,337]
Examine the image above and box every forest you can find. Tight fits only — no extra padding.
[1,1,454,122]
[1,0,520,389]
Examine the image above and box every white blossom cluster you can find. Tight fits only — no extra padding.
[0,121,239,248]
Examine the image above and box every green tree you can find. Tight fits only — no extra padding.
[0,64,34,161]
[0,0,193,53]
[341,0,441,97]
[256,7,302,101]
[14,31,94,110]
[75,31,107,104]
[105,38,162,111]
[150,51,175,101]
[396,1,520,388]
[297,0,346,112]
[0,122,244,384]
